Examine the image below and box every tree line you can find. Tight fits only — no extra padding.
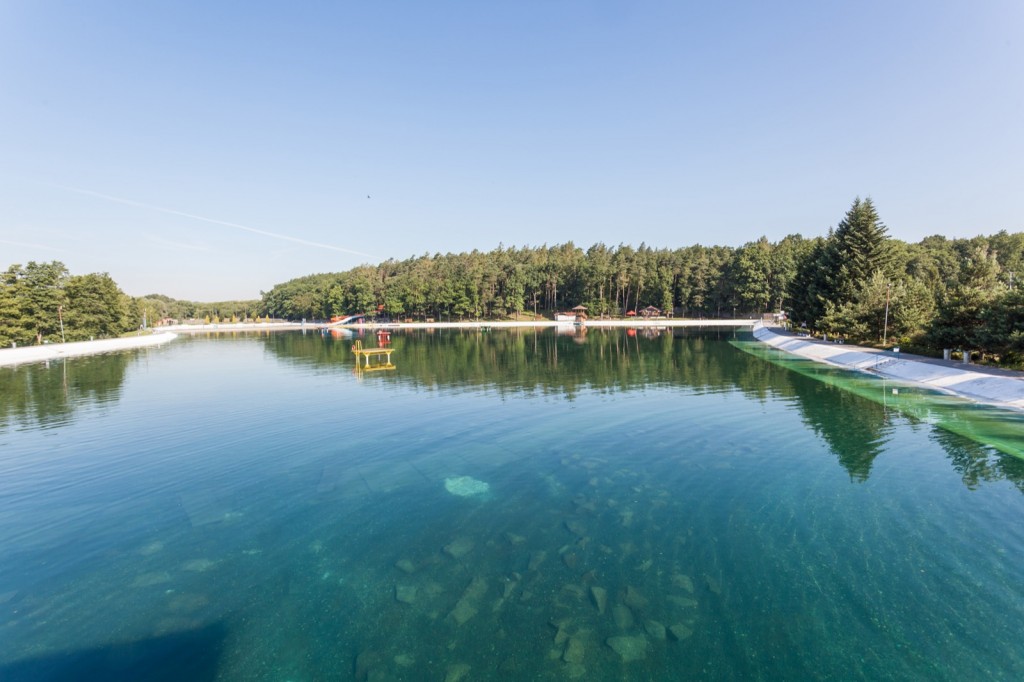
[262,198,1023,363]
[0,261,259,348]
[4,198,1022,363]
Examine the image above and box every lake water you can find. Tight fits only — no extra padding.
[2,328,1023,681]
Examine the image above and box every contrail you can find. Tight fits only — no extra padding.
[0,238,65,252]
[57,185,374,258]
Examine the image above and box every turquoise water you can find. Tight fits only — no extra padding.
[2,328,1023,681]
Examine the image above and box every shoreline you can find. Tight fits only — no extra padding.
[163,318,756,332]
[0,332,178,368]
[753,322,1024,412]
[4,323,1021,413]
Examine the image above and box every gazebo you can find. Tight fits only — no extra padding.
[571,304,588,320]
[641,305,661,318]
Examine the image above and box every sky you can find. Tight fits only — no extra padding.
[1,1,1022,301]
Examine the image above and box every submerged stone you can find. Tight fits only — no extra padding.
[449,599,478,625]
[182,558,217,572]
[395,584,417,604]
[445,662,471,682]
[644,619,666,640]
[669,623,694,641]
[443,538,474,559]
[132,571,172,588]
[672,573,695,593]
[590,586,607,615]
[395,559,416,574]
[622,585,648,610]
[565,520,587,536]
[704,573,722,595]
[612,604,635,630]
[444,476,490,497]
[606,635,648,662]
[563,636,585,664]
[667,595,698,609]
[566,662,587,679]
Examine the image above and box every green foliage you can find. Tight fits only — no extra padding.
[0,261,70,346]
[64,273,134,340]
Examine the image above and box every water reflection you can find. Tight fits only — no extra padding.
[271,328,1024,490]
[3,329,1022,494]
[0,354,129,431]
[935,429,1024,493]
[732,339,1024,489]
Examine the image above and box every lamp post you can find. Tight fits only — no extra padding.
[882,282,891,347]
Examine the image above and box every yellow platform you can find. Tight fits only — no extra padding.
[351,340,396,370]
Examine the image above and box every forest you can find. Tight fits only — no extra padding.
[261,199,1023,363]
[3,199,1023,364]
[0,261,259,348]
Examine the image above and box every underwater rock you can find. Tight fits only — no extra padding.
[566,662,587,679]
[504,532,526,545]
[612,604,635,630]
[704,573,722,595]
[181,558,217,572]
[590,586,607,615]
[463,576,488,601]
[667,595,698,609]
[669,623,694,641]
[353,650,382,681]
[606,635,648,662]
[562,552,579,570]
[395,584,417,604]
[551,618,570,645]
[448,577,487,625]
[448,599,478,625]
[132,571,172,588]
[671,573,695,593]
[444,662,471,682]
[395,559,416,574]
[444,476,490,497]
[644,619,666,640]
[622,586,648,610]
[563,636,585,664]
[139,541,164,556]
[528,550,547,571]
[560,584,586,603]
[565,520,587,536]
[394,654,415,667]
[443,538,475,559]
[168,593,209,613]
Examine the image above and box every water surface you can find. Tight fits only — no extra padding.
[2,328,1023,681]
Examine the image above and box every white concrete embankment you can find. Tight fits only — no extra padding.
[0,333,178,367]
[753,323,1024,411]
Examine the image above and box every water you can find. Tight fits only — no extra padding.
[1,328,1023,681]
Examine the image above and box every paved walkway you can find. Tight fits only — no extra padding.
[0,333,178,367]
[753,323,1024,411]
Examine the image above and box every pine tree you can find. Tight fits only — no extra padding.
[826,197,892,302]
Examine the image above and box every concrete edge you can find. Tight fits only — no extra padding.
[752,322,1024,412]
[0,333,178,367]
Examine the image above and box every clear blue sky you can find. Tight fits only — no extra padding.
[2,1,1022,301]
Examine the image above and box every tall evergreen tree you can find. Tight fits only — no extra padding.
[825,197,892,302]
